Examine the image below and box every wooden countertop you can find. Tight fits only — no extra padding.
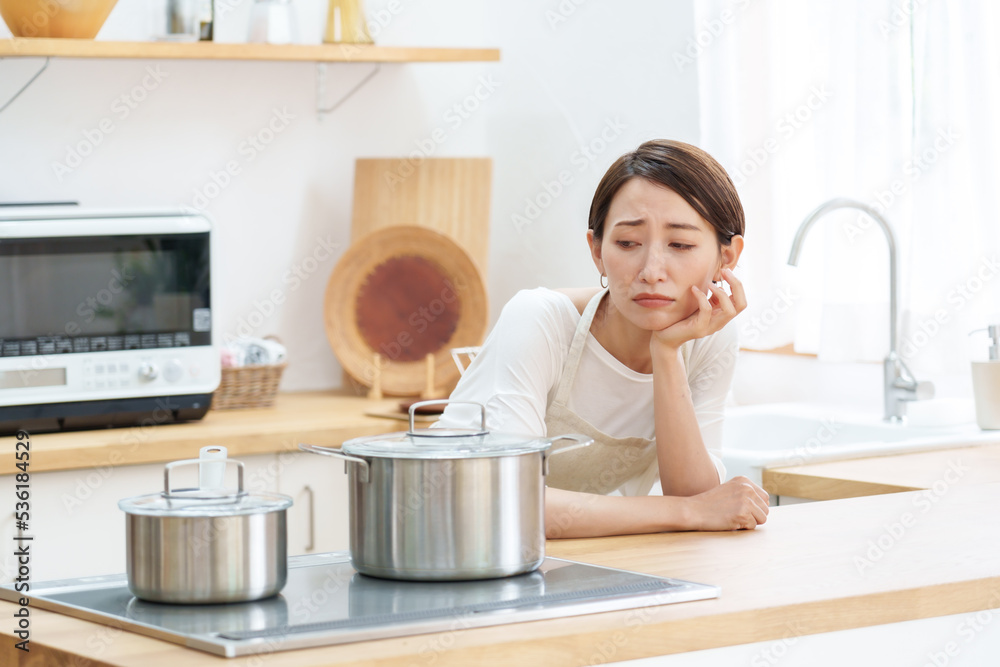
[0,392,404,475]
[2,482,999,666]
[763,443,1000,500]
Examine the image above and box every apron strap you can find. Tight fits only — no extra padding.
[553,288,606,405]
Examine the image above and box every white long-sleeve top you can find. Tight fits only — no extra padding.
[438,288,736,494]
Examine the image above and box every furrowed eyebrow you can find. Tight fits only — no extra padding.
[611,219,703,232]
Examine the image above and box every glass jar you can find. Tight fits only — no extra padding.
[153,0,213,41]
[248,0,299,44]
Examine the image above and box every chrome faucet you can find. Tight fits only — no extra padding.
[787,198,934,422]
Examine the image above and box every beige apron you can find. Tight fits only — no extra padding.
[544,289,691,496]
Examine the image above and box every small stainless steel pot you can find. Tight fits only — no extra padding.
[118,457,293,604]
[300,401,590,582]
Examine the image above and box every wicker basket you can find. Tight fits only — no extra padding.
[212,362,288,410]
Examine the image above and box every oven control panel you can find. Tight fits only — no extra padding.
[0,347,221,406]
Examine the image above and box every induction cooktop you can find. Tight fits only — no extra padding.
[0,551,718,658]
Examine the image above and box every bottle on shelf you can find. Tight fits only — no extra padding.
[324,0,373,44]
[156,0,213,41]
[196,0,214,41]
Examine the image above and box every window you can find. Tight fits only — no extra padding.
[697,0,1000,376]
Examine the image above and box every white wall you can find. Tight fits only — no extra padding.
[0,0,700,392]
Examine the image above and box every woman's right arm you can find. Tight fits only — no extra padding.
[545,478,769,538]
[442,291,769,538]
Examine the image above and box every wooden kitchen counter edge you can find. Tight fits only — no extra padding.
[0,392,404,475]
[763,443,1000,500]
[2,483,999,666]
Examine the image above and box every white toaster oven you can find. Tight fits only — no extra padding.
[0,206,220,434]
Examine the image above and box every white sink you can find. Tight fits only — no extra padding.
[720,402,1000,485]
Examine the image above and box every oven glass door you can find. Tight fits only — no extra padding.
[0,233,211,357]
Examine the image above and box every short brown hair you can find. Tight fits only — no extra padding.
[588,140,745,246]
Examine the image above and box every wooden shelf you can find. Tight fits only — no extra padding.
[0,38,500,63]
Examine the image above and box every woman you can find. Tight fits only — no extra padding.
[439,139,769,538]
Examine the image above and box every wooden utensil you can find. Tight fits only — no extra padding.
[324,226,488,396]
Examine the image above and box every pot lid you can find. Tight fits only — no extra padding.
[342,428,554,459]
[342,401,569,459]
[118,452,292,517]
[118,488,292,517]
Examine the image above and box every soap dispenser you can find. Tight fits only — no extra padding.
[970,325,1000,429]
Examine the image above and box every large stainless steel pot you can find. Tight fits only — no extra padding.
[300,401,590,582]
[118,453,293,604]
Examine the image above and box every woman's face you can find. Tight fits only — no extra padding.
[589,177,736,331]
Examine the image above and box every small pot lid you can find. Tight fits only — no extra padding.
[342,428,553,460]
[118,453,292,517]
[118,488,292,518]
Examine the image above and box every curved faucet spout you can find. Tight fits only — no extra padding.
[787,197,898,357]
[786,198,931,421]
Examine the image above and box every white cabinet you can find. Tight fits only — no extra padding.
[0,453,278,583]
[277,452,350,557]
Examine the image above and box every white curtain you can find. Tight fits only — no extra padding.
[696,0,1000,376]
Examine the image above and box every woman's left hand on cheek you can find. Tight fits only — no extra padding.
[653,268,747,349]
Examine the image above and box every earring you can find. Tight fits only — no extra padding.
[600,274,608,289]
[712,280,723,287]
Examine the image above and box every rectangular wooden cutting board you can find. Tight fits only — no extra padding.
[350,158,492,274]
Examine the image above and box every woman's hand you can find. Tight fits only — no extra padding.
[545,482,767,538]
[684,476,769,531]
[652,268,747,351]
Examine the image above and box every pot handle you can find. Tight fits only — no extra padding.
[298,443,370,483]
[407,400,486,434]
[541,434,593,476]
[163,458,244,497]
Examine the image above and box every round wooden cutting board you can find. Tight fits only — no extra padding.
[323,226,488,395]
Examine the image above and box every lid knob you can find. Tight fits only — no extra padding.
[199,446,228,491]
